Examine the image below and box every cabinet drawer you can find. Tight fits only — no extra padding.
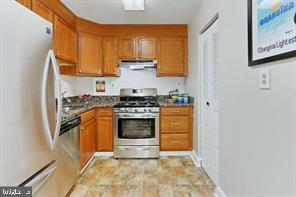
[81,109,95,124]
[161,134,189,150]
[161,116,189,133]
[161,107,190,116]
[96,108,113,116]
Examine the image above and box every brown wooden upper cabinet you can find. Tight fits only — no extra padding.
[78,32,102,75]
[16,0,32,9]
[118,37,157,60]
[54,15,77,64]
[157,37,188,77]
[32,0,53,23]
[118,37,137,59]
[138,37,157,59]
[102,37,120,76]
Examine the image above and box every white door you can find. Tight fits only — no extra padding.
[200,19,220,184]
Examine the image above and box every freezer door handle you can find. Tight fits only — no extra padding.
[41,49,62,150]
[20,160,57,194]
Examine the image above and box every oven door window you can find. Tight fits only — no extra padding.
[118,118,155,139]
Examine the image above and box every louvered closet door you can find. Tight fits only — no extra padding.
[201,19,220,185]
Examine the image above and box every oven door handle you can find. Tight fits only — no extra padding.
[115,114,158,118]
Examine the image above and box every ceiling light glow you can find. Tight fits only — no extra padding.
[122,0,145,11]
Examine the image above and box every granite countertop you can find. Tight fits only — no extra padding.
[61,96,119,121]
[61,95,194,121]
[157,95,194,107]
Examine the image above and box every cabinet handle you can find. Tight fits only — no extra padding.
[171,110,180,113]
[170,123,180,127]
[81,127,85,131]
[171,141,179,144]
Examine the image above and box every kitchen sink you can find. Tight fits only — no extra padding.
[62,106,83,113]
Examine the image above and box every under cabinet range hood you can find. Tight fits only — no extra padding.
[119,60,157,70]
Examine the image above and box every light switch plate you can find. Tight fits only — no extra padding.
[259,69,271,90]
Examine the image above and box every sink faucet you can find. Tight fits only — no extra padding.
[62,91,71,103]
[169,89,179,97]
[62,91,67,97]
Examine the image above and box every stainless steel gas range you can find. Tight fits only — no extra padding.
[113,88,160,158]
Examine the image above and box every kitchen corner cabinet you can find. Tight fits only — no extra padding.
[102,37,120,76]
[78,32,102,75]
[80,110,96,169]
[160,106,193,151]
[54,15,77,64]
[32,0,53,23]
[157,37,188,76]
[96,108,113,151]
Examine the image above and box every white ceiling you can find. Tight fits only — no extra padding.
[62,0,200,24]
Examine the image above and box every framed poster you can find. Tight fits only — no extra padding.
[248,0,296,66]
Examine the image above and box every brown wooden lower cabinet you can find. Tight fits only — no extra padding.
[80,110,96,169]
[96,108,113,151]
[160,106,193,151]
[161,133,189,150]
[79,106,192,166]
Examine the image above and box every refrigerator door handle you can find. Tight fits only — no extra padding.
[41,49,62,150]
[21,160,57,194]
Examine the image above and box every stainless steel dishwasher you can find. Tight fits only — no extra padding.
[58,115,81,196]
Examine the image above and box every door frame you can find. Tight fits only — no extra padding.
[197,13,220,185]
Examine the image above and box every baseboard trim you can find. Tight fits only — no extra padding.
[80,154,95,174]
[215,186,227,197]
[190,150,202,167]
[94,152,113,157]
[160,151,192,157]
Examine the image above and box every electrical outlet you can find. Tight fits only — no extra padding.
[259,69,271,90]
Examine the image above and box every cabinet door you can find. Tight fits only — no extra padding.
[118,37,137,59]
[54,15,77,64]
[96,116,113,151]
[161,134,189,151]
[32,0,53,23]
[80,122,89,169]
[16,0,32,9]
[80,119,95,169]
[78,33,102,75]
[157,37,187,76]
[89,120,96,155]
[102,37,119,76]
[138,37,156,59]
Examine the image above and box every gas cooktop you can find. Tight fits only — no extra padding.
[113,100,159,108]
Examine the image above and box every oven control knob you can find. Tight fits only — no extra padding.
[144,109,147,112]
[134,109,138,112]
[149,109,153,112]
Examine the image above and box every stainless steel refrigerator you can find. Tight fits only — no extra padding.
[0,1,62,196]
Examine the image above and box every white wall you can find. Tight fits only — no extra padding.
[186,0,296,196]
[60,75,93,96]
[61,69,185,96]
